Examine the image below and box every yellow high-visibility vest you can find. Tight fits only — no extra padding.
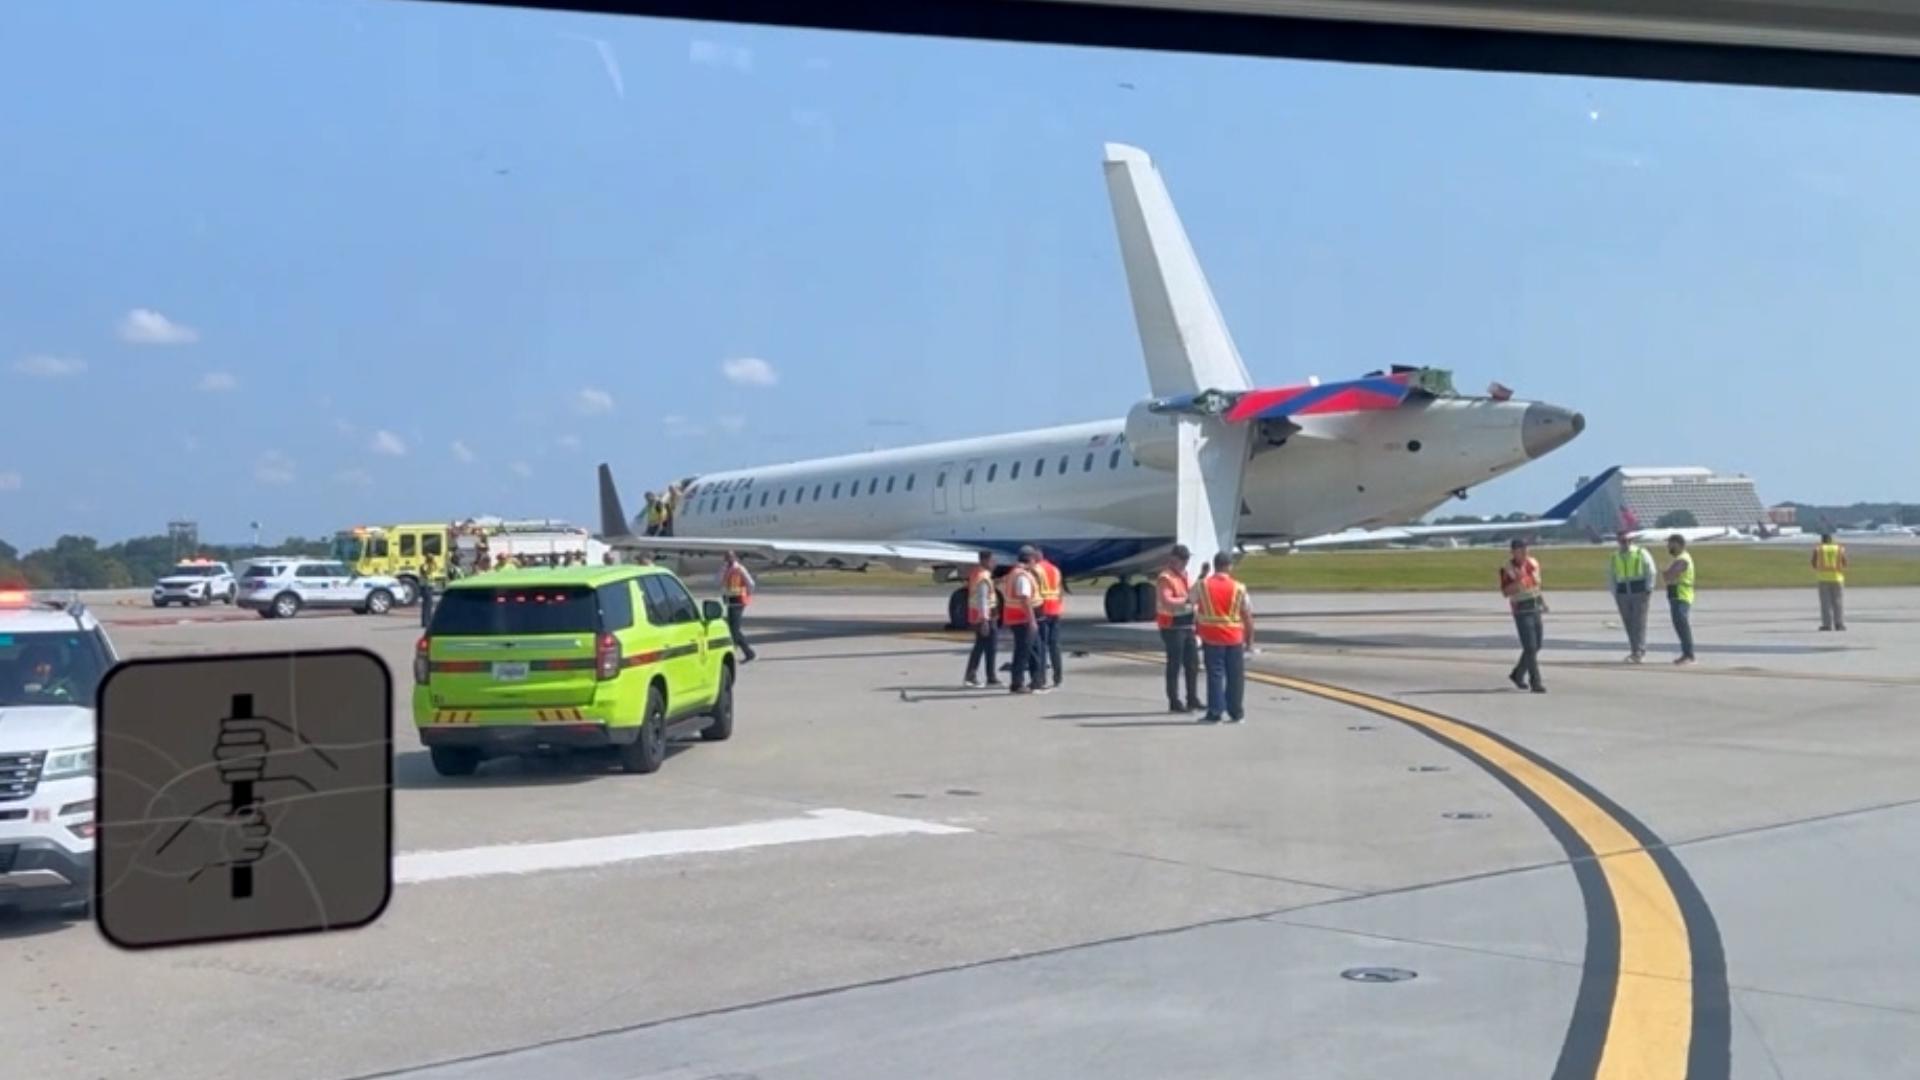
[1815,543,1846,585]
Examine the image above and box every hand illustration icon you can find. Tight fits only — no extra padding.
[150,801,272,883]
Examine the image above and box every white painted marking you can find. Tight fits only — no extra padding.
[394,808,970,885]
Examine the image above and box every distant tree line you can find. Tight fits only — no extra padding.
[1780,502,1920,530]
[0,534,333,589]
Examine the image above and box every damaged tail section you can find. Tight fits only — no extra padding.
[597,463,634,539]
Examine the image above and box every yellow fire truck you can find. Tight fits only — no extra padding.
[331,518,606,600]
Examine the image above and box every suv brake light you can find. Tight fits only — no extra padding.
[595,633,620,681]
[414,636,430,684]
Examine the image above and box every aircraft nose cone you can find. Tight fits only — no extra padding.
[1522,404,1585,460]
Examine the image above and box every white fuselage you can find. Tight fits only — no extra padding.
[665,396,1545,578]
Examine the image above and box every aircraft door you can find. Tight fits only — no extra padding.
[960,458,981,513]
[934,460,954,514]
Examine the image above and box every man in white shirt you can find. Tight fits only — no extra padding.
[1607,534,1657,663]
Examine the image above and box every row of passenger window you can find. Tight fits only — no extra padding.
[687,445,1137,516]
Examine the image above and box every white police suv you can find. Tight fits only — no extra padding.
[237,558,405,619]
[0,588,111,917]
[151,558,238,607]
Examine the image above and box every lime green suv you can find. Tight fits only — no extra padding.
[412,565,736,777]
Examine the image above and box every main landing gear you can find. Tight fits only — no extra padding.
[1102,578,1156,624]
[945,578,1152,628]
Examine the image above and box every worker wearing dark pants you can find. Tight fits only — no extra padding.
[962,552,1000,687]
[720,552,757,663]
[1156,545,1199,711]
[418,556,439,628]
[1030,548,1065,689]
[1664,535,1697,664]
[1499,538,1546,693]
[1000,553,1045,694]
[1193,553,1252,724]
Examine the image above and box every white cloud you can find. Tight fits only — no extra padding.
[663,414,707,439]
[369,429,407,457]
[0,471,21,492]
[13,354,86,378]
[333,468,374,488]
[575,387,615,415]
[721,356,778,387]
[198,371,238,392]
[555,434,582,451]
[253,451,295,486]
[716,414,747,434]
[334,418,357,437]
[451,439,475,464]
[119,307,199,345]
[509,461,533,478]
[689,39,753,71]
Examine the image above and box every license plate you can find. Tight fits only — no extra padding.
[491,661,529,682]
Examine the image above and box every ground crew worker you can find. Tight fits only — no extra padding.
[1193,552,1252,723]
[1664,534,1698,665]
[1156,544,1200,712]
[1499,538,1546,693]
[1031,546,1064,689]
[720,551,757,663]
[1813,531,1848,631]
[662,484,681,536]
[643,492,665,537]
[419,554,440,629]
[999,550,1045,694]
[962,551,1000,687]
[1607,534,1656,662]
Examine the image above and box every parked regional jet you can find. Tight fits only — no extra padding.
[598,143,1591,627]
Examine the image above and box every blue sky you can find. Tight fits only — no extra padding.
[2,0,1914,549]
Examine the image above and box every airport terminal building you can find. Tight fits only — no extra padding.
[1571,466,1769,532]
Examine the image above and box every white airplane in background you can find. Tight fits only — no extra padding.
[598,143,1594,627]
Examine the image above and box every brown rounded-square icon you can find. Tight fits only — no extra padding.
[94,648,392,949]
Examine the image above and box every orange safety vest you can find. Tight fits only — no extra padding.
[1035,559,1064,617]
[1500,557,1541,609]
[723,564,752,606]
[999,566,1038,625]
[966,567,994,625]
[1194,573,1246,646]
[1155,569,1190,630]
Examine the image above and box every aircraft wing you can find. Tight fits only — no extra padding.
[605,533,983,570]
[1256,466,1621,552]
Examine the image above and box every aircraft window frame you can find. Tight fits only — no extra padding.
[936,472,946,488]
[760,491,769,508]
[813,484,823,501]
[906,474,916,491]
[1109,449,1123,470]
[833,482,842,498]
[850,479,860,499]
[1059,454,1070,473]
[868,477,879,495]
[778,489,787,506]
[886,476,896,493]
[1035,458,1046,477]
[1010,461,1022,480]
[986,463,998,483]
[726,496,736,511]
[964,467,975,484]
[1084,453,1095,472]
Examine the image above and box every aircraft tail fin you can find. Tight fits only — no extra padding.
[1542,466,1618,522]
[597,464,634,538]
[1103,143,1253,399]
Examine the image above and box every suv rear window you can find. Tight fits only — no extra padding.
[430,587,602,636]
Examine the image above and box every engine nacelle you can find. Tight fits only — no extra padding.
[1124,400,1180,471]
